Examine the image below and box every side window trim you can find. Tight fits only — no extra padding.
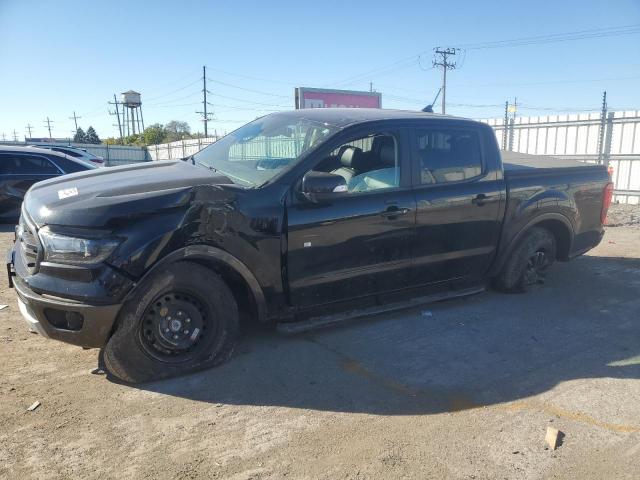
[409,126,486,188]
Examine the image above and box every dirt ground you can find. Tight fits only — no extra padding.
[1,205,640,480]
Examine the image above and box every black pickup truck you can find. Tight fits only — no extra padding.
[7,109,613,382]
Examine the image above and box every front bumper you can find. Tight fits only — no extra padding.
[8,244,123,348]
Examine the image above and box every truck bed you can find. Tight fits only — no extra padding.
[502,151,603,176]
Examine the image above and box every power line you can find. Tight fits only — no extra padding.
[144,71,202,94]
[146,91,202,107]
[205,77,290,98]
[329,56,419,88]
[450,73,640,88]
[145,77,202,102]
[329,23,640,90]
[204,67,295,86]
[212,103,283,112]
[147,101,202,109]
[454,24,640,50]
[208,91,290,108]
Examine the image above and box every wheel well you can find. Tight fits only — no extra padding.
[534,219,572,260]
[188,258,261,326]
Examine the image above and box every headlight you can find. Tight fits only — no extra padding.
[38,226,121,265]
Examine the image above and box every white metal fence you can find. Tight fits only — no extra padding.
[481,110,640,204]
[76,143,150,165]
[147,137,221,161]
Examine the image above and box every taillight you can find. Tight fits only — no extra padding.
[601,182,614,225]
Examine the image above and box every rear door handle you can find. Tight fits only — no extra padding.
[380,206,410,218]
[472,194,490,206]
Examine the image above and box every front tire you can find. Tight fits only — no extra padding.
[494,227,557,293]
[102,261,239,383]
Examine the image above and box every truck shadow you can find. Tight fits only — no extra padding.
[134,254,640,416]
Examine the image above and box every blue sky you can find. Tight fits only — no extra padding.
[1,0,639,140]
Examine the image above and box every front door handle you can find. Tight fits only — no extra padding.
[472,194,490,206]
[380,206,410,218]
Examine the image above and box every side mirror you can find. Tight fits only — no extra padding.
[301,171,347,203]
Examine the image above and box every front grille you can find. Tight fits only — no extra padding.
[17,214,41,274]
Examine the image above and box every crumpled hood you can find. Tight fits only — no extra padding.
[24,160,235,228]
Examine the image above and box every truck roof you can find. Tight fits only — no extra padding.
[272,108,466,127]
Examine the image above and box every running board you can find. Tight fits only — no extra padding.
[277,285,485,335]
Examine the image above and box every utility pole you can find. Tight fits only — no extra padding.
[433,48,457,114]
[69,111,81,132]
[44,117,54,139]
[203,65,208,137]
[109,94,123,141]
[12,130,19,142]
[369,82,373,93]
[25,124,33,139]
[1,133,5,141]
[196,65,213,137]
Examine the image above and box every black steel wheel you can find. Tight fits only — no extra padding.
[494,226,557,293]
[139,291,213,362]
[523,250,551,286]
[102,261,239,383]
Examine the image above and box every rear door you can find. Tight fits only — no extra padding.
[286,127,416,307]
[0,153,61,219]
[410,124,503,285]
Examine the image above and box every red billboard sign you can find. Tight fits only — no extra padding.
[295,87,381,109]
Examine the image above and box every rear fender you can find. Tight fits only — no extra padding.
[489,212,574,277]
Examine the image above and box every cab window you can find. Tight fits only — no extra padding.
[415,129,482,184]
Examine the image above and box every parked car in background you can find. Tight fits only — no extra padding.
[7,109,612,383]
[28,144,105,166]
[0,145,96,222]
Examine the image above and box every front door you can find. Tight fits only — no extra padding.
[286,129,416,307]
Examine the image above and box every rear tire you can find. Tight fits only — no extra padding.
[102,261,239,383]
[494,227,557,293]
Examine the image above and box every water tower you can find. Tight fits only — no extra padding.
[120,90,145,136]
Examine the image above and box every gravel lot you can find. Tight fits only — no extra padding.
[1,205,639,480]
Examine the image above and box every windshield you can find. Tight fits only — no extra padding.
[191,114,339,187]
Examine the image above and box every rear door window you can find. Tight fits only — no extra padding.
[414,128,483,185]
[49,155,90,173]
